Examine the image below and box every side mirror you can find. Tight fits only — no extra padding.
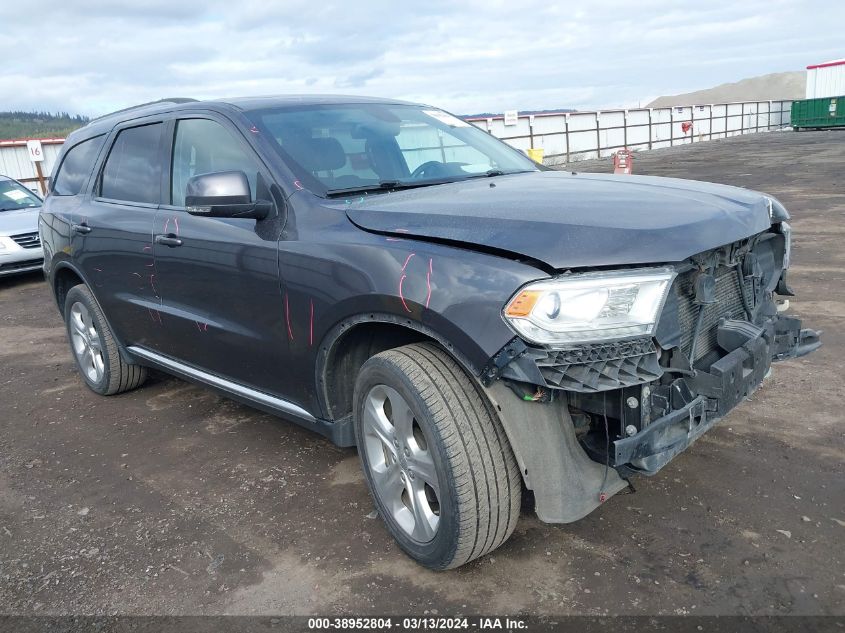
[185,171,271,220]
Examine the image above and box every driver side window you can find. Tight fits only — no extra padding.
[171,119,258,207]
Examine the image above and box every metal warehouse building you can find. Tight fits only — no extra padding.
[806,59,845,99]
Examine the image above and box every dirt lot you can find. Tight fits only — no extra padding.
[0,131,843,616]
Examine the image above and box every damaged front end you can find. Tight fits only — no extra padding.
[483,224,820,522]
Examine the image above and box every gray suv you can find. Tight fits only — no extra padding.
[39,96,819,569]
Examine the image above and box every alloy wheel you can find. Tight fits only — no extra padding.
[69,301,105,384]
[361,384,441,543]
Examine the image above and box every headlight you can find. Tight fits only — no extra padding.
[503,268,676,346]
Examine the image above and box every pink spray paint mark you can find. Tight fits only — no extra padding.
[425,258,433,309]
[249,126,260,134]
[195,321,208,332]
[142,245,151,252]
[293,180,304,190]
[309,299,314,347]
[149,274,158,297]
[401,253,415,271]
[398,274,411,313]
[148,308,162,324]
[173,216,179,236]
[285,293,294,341]
[163,217,170,234]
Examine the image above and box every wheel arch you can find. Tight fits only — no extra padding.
[51,262,88,317]
[50,261,136,366]
[315,313,482,422]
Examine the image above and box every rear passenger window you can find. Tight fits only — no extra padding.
[100,123,163,204]
[171,119,258,207]
[52,135,106,196]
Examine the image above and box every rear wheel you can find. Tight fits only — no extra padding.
[64,285,147,395]
[354,342,521,569]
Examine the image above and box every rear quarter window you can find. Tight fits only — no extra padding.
[52,135,106,196]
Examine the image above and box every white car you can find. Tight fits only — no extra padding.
[0,175,43,277]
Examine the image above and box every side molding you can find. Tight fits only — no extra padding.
[128,345,356,447]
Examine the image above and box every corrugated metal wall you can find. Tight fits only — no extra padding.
[806,61,845,99]
[0,140,63,193]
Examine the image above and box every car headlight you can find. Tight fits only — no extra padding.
[503,267,676,346]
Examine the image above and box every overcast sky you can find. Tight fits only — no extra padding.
[3,0,843,117]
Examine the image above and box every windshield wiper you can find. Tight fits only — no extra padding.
[326,179,456,198]
[325,169,535,197]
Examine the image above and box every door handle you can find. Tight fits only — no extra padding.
[155,235,183,247]
[72,223,92,235]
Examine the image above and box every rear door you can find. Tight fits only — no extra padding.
[75,118,166,348]
[151,113,289,394]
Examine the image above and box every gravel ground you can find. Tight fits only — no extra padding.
[0,130,842,616]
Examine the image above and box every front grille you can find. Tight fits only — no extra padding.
[10,232,41,249]
[675,265,751,361]
[0,258,42,272]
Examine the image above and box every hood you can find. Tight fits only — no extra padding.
[0,207,41,236]
[341,171,773,270]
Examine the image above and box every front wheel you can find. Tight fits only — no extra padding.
[353,342,521,569]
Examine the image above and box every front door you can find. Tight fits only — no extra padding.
[152,115,290,395]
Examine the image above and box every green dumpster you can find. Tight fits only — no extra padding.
[791,96,845,129]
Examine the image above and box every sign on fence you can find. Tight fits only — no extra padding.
[26,140,44,162]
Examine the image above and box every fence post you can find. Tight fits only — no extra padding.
[564,113,570,164]
[595,112,602,159]
[528,115,535,150]
[623,110,628,149]
[690,107,695,144]
[648,108,653,149]
[670,108,674,146]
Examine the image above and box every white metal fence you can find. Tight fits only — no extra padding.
[466,100,794,165]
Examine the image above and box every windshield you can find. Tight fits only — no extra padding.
[246,103,538,196]
[0,179,42,212]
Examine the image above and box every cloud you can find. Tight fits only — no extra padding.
[1,0,843,117]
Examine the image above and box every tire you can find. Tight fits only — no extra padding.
[353,342,521,569]
[64,285,147,395]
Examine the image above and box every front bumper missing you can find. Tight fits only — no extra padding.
[613,321,821,475]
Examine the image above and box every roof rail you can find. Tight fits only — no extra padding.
[91,98,198,123]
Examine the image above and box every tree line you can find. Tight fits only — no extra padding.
[0,111,90,140]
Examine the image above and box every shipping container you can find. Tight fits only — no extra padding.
[806,59,845,99]
[791,96,845,130]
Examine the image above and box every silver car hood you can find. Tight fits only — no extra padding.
[0,208,41,236]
